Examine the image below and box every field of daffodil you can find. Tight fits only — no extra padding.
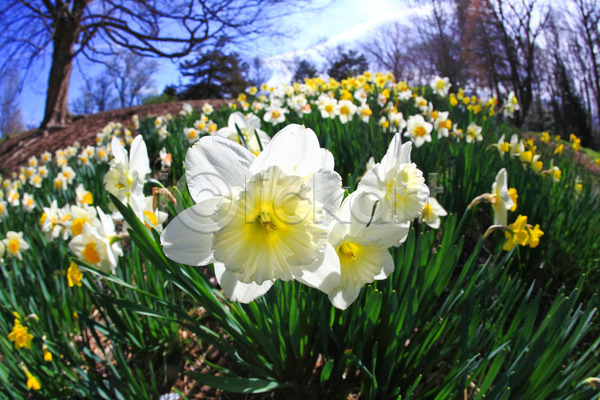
[1,73,600,399]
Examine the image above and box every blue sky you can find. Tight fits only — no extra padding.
[16,0,412,128]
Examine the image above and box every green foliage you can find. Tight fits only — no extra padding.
[1,75,599,399]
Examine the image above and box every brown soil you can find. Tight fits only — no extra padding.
[0,99,232,174]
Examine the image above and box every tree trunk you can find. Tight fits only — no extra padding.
[40,11,80,129]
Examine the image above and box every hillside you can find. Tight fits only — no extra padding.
[0,99,231,173]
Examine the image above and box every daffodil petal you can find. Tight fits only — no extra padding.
[129,135,151,176]
[250,124,321,177]
[294,244,341,295]
[161,198,221,266]
[305,169,343,225]
[329,285,362,310]
[185,136,255,203]
[110,137,128,165]
[373,249,395,280]
[214,263,274,303]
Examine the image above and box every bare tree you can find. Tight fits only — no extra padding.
[361,21,415,81]
[482,0,549,125]
[0,0,315,130]
[107,52,159,108]
[247,57,272,88]
[402,0,467,87]
[567,0,600,144]
[82,70,117,113]
[0,69,25,137]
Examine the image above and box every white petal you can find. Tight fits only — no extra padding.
[111,137,128,165]
[249,124,322,177]
[214,263,274,303]
[320,149,335,170]
[305,169,343,225]
[380,133,412,173]
[359,222,410,248]
[129,135,151,177]
[373,250,395,280]
[294,244,341,295]
[160,198,221,266]
[329,286,362,310]
[185,136,255,203]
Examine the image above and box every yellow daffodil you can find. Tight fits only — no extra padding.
[8,317,33,349]
[67,262,83,287]
[554,144,564,155]
[503,215,529,251]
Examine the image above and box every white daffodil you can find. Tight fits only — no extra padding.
[0,200,7,220]
[2,231,30,260]
[431,76,451,97]
[434,111,452,138]
[337,100,357,124]
[263,103,287,125]
[465,122,483,143]
[69,208,122,274]
[419,197,448,229]
[404,114,433,148]
[70,205,100,237]
[0,240,4,261]
[216,112,271,155]
[21,193,35,213]
[75,184,94,208]
[40,201,72,241]
[502,91,520,118]
[300,191,409,309]
[161,124,344,303]
[388,111,407,133]
[358,132,429,225]
[414,96,432,114]
[7,189,19,207]
[129,196,168,233]
[491,168,514,226]
[318,95,338,119]
[103,135,150,211]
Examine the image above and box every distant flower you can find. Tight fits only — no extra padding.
[67,261,83,287]
[502,91,520,118]
[8,315,33,349]
[419,197,447,229]
[104,135,150,211]
[21,193,35,213]
[491,169,514,226]
[431,76,451,97]
[3,231,29,260]
[465,122,483,143]
[69,208,122,274]
[337,100,357,124]
[263,104,287,125]
[216,112,271,155]
[202,103,214,115]
[404,114,433,148]
[75,184,94,207]
[159,148,172,169]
